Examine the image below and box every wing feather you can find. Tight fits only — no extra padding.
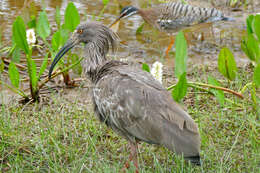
[92,65,200,156]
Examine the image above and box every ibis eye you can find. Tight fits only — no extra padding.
[77,29,83,34]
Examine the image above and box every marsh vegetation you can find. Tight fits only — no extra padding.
[0,0,259,172]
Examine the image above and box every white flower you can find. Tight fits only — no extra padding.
[119,58,128,62]
[26,28,36,45]
[150,61,163,83]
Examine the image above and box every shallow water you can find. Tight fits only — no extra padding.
[1,0,257,59]
[0,0,259,81]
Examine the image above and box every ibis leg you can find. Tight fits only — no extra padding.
[165,36,174,58]
[130,142,139,173]
[123,142,139,173]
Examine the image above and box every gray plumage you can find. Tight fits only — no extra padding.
[49,22,201,166]
[114,2,233,32]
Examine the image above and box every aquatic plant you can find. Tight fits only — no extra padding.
[0,2,104,102]
[167,31,243,104]
[240,14,260,110]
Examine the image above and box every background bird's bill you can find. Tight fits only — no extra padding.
[109,9,136,28]
[109,19,120,33]
[109,15,122,28]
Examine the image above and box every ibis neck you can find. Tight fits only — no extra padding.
[82,42,108,82]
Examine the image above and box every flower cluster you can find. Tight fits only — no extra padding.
[26,28,36,45]
[150,61,163,83]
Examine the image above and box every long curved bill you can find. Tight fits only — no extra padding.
[109,10,138,28]
[48,38,78,79]
[109,14,124,28]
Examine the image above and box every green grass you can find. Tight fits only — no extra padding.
[0,65,259,173]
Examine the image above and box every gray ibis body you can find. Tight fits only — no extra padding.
[49,22,201,171]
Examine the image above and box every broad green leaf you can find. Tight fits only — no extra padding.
[218,47,237,80]
[102,0,109,5]
[27,15,36,28]
[8,62,20,88]
[253,15,260,41]
[253,64,260,87]
[246,15,254,34]
[60,29,69,44]
[52,29,69,51]
[241,38,252,61]
[11,46,20,63]
[55,6,61,28]
[12,16,29,54]
[36,11,50,40]
[52,30,62,51]
[208,76,225,106]
[242,34,260,63]
[136,23,145,35]
[248,34,260,64]
[172,72,187,102]
[26,54,37,93]
[37,53,49,81]
[142,63,150,72]
[64,2,80,32]
[175,31,187,78]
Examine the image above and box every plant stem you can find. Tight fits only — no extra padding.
[188,84,214,95]
[38,57,83,89]
[168,82,244,108]
[240,82,252,94]
[0,80,28,98]
[167,84,176,90]
[2,58,27,70]
[225,98,243,108]
[189,82,244,99]
[167,81,244,98]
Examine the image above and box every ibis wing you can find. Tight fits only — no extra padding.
[93,66,200,156]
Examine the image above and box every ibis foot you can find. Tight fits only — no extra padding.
[122,141,139,173]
